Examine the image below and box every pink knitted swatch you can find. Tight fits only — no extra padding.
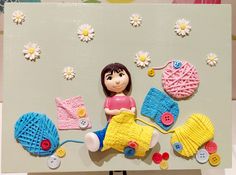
[55,96,92,130]
[162,60,200,100]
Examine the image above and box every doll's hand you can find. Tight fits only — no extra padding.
[120,108,131,112]
[120,108,135,115]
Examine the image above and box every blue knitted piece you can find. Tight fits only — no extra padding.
[15,112,59,156]
[141,88,179,131]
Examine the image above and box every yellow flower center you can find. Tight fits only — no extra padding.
[139,55,146,62]
[82,29,89,36]
[133,17,139,21]
[28,48,35,54]
[180,24,186,30]
[66,69,73,75]
[209,56,215,61]
[16,16,21,20]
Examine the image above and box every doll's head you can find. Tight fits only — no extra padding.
[101,63,132,97]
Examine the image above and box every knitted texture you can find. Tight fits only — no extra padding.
[141,88,179,131]
[162,60,200,100]
[101,112,154,157]
[170,113,214,157]
[14,112,59,156]
[55,96,92,130]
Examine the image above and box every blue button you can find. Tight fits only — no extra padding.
[173,60,182,69]
[173,142,183,152]
[124,146,135,157]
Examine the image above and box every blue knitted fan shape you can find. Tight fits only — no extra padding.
[15,112,59,156]
[141,88,179,131]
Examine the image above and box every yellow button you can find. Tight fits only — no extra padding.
[148,68,155,77]
[160,160,168,170]
[209,153,221,166]
[76,107,86,118]
[56,147,66,158]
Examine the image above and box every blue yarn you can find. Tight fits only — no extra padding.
[14,112,59,156]
[141,88,179,131]
[60,139,84,147]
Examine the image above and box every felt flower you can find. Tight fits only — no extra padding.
[130,14,142,27]
[23,42,41,61]
[77,24,95,42]
[174,18,191,37]
[134,51,151,68]
[63,67,75,80]
[206,53,218,67]
[12,10,25,25]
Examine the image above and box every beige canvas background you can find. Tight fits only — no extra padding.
[0,0,236,103]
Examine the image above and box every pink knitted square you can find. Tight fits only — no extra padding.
[55,96,92,130]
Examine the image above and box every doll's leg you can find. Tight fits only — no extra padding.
[85,124,108,152]
[149,130,159,148]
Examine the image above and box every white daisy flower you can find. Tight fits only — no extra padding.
[77,24,95,42]
[22,42,41,61]
[12,10,25,25]
[134,51,151,68]
[174,18,191,37]
[130,14,142,27]
[63,67,75,80]
[206,53,218,67]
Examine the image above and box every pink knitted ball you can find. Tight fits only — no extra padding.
[162,60,200,100]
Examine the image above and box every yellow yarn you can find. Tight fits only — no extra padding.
[136,113,214,158]
[101,111,154,157]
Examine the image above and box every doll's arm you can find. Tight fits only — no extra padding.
[104,108,121,116]
[129,96,136,113]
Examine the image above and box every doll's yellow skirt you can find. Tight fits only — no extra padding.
[101,111,154,157]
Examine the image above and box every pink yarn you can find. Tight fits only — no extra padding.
[55,96,92,130]
[162,61,200,100]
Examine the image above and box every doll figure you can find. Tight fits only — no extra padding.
[85,63,159,156]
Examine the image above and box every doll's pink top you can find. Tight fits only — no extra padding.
[104,95,136,121]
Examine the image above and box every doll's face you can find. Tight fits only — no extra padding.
[104,70,129,94]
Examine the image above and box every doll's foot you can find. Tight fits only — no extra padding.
[149,130,159,148]
[85,132,100,152]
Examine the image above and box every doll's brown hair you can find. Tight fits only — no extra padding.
[101,63,132,97]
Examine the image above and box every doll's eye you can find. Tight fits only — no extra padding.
[119,73,124,77]
[107,76,112,80]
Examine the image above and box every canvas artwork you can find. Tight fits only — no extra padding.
[1,3,231,173]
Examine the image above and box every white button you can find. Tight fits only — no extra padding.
[79,118,89,129]
[47,155,61,169]
[196,149,209,164]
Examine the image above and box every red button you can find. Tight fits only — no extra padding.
[205,141,217,154]
[128,141,138,149]
[162,152,169,160]
[152,152,162,164]
[41,139,51,151]
[161,112,174,126]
